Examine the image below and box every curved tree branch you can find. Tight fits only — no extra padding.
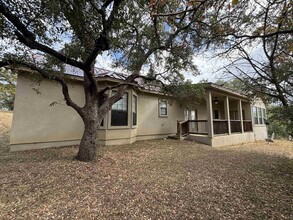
[0,60,83,113]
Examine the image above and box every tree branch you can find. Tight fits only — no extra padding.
[0,2,84,70]
[0,60,83,113]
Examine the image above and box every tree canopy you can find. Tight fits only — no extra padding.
[213,0,293,106]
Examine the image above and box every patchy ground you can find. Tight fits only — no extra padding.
[0,112,292,219]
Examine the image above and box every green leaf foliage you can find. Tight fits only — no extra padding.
[163,81,205,110]
[0,69,16,110]
[268,105,293,138]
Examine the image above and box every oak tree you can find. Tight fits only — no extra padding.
[0,0,226,161]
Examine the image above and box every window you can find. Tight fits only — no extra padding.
[253,106,258,124]
[111,92,128,126]
[132,95,137,126]
[258,107,263,124]
[159,100,168,116]
[262,108,266,124]
[253,106,267,125]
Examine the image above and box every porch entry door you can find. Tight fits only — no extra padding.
[186,109,198,132]
[185,109,198,120]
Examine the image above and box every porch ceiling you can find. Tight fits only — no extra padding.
[210,91,249,103]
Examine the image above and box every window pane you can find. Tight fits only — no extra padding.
[262,108,266,124]
[258,108,263,124]
[98,97,105,127]
[160,108,167,115]
[253,107,258,124]
[111,92,128,126]
[132,95,137,126]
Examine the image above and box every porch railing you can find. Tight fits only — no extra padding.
[188,120,208,134]
[177,119,253,138]
[243,120,253,132]
[213,120,229,134]
[230,120,242,133]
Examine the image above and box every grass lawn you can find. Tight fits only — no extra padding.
[0,112,292,219]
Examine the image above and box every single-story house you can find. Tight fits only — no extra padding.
[10,68,267,151]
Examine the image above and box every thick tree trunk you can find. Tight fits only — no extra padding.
[75,116,100,162]
[75,64,101,162]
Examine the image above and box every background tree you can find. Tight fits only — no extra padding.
[215,0,293,106]
[267,105,293,138]
[0,69,16,110]
[0,0,228,161]
[163,81,205,110]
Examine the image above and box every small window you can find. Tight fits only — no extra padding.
[159,100,168,116]
[111,92,128,126]
[132,95,137,126]
[253,106,258,124]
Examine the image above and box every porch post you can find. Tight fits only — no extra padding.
[207,91,214,137]
[238,99,244,133]
[224,96,231,135]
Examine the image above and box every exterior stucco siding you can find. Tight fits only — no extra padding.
[137,92,184,136]
[10,75,85,145]
[10,74,184,151]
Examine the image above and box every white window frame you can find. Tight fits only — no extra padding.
[159,99,168,117]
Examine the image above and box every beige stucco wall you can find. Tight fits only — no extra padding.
[136,92,184,137]
[10,74,184,151]
[10,74,85,147]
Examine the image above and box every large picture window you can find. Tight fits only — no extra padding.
[159,100,168,116]
[111,92,128,126]
[132,95,137,126]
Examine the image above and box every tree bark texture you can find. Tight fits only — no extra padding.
[75,68,101,162]
[75,117,100,162]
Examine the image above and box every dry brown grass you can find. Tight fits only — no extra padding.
[0,116,292,219]
[0,111,13,148]
[217,140,293,159]
[0,111,13,134]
